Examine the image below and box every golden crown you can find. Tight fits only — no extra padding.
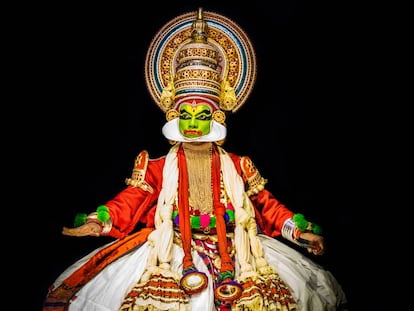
[145,7,256,114]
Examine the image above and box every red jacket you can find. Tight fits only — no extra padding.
[104,149,294,239]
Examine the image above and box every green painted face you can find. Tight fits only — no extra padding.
[178,102,213,138]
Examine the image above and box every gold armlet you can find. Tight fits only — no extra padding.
[240,156,267,196]
[125,150,154,193]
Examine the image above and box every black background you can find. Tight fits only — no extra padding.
[16,1,380,310]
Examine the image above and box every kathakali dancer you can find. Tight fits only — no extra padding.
[43,7,348,311]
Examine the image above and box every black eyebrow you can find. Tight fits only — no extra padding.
[197,108,212,114]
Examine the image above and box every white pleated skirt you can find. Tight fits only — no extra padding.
[49,234,347,311]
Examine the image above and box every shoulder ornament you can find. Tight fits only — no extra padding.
[125,150,154,193]
[240,156,267,196]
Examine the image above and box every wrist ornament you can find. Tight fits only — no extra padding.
[73,205,112,235]
[281,213,322,248]
[292,213,322,235]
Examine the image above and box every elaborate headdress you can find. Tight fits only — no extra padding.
[145,7,257,142]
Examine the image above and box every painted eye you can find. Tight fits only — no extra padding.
[180,114,191,120]
[197,115,211,120]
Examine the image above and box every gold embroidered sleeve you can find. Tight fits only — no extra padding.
[125,150,154,193]
[240,156,268,196]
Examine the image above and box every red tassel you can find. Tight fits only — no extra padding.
[177,146,195,270]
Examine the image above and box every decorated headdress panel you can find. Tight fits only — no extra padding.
[145,8,257,115]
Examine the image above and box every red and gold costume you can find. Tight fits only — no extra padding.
[104,149,292,240]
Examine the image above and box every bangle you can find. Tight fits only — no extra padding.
[72,206,112,235]
[86,212,104,230]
